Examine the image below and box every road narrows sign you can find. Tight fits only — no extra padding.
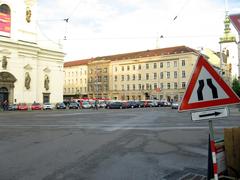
[178,55,240,112]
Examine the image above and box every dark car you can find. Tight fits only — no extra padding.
[68,102,79,109]
[138,101,145,108]
[127,101,139,108]
[56,102,66,109]
[108,101,124,109]
[158,100,171,107]
[105,101,113,109]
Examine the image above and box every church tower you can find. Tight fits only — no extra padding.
[219,13,238,79]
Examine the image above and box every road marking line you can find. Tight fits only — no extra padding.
[0,124,234,131]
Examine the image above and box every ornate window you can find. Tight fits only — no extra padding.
[0,4,11,35]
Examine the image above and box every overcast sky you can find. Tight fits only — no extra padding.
[37,0,240,61]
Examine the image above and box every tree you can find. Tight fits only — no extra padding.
[232,77,240,97]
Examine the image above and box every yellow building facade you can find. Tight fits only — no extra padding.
[64,46,200,101]
[109,46,199,101]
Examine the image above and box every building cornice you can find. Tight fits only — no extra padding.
[0,37,64,61]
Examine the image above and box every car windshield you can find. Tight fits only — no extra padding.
[32,103,40,105]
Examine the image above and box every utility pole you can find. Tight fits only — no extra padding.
[95,65,98,99]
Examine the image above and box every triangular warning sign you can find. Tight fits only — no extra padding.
[179,55,240,112]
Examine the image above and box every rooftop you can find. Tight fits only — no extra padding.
[64,45,198,67]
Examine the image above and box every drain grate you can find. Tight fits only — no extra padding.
[179,172,206,180]
[163,168,207,180]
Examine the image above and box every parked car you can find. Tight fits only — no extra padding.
[171,102,180,109]
[165,101,172,107]
[138,101,145,108]
[31,102,42,110]
[127,101,139,108]
[158,100,171,107]
[99,101,107,108]
[151,100,159,107]
[145,100,155,107]
[68,102,79,109]
[143,100,151,107]
[105,101,114,109]
[17,103,28,110]
[121,101,129,109]
[82,101,91,109]
[43,103,54,110]
[107,101,124,109]
[8,104,18,111]
[56,102,66,109]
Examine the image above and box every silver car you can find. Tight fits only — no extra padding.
[43,103,54,110]
[171,102,180,109]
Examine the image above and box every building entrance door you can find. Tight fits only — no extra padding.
[0,87,8,108]
[0,72,17,104]
[43,93,50,103]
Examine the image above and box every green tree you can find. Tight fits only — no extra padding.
[232,77,240,97]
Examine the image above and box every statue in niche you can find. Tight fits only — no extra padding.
[44,75,49,90]
[26,8,32,23]
[25,72,31,89]
[2,56,8,69]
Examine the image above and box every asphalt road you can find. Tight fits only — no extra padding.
[0,107,239,180]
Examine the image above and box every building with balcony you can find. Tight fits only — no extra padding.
[87,58,111,99]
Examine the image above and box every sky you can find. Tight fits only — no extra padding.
[37,0,240,61]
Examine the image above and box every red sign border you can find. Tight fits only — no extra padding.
[179,55,240,112]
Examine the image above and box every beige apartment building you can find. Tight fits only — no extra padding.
[63,45,232,101]
[64,46,202,101]
[109,46,199,101]
[64,60,89,99]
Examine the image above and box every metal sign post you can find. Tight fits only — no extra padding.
[177,55,238,179]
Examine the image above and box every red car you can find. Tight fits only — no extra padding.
[31,103,42,110]
[17,103,28,110]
